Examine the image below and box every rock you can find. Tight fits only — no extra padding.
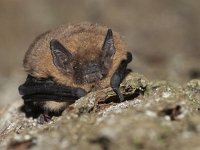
[0,74,200,150]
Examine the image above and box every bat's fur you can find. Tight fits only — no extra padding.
[22,22,128,112]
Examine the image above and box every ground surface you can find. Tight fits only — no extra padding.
[0,73,199,150]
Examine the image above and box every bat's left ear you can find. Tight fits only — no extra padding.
[50,39,73,73]
[101,29,116,69]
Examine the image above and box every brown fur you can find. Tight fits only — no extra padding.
[43,101,71,112]
[23,22,127,111]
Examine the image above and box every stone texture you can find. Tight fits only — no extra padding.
[0,73,200,150]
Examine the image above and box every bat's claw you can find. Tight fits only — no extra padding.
[37,113,52,124]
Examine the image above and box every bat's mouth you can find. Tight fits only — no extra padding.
[18,75,87,102]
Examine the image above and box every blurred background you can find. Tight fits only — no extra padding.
[0,0,199,107]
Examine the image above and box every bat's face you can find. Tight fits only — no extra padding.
[73,59,104,83]
[50,29,115,85]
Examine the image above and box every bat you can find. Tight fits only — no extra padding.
[18,23,132,122]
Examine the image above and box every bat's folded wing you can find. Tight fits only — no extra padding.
[18,75,87,102]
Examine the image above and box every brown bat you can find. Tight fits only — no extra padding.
[18,23,132,122]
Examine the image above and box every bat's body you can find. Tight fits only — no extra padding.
[19,23,132,122]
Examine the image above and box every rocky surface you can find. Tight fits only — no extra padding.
[0,73,199,150]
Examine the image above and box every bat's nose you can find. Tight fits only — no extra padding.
[84,72,103,83]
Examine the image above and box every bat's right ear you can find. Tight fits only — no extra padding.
[50,39,73,73]
[101,29,116,69]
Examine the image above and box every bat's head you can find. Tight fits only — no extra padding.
[50,29,116,84]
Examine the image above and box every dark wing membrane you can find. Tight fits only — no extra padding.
[110,52,132,102]
[18,75,87,102]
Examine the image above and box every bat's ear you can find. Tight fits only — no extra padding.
[101,29,116,69]
[50,39,73,73]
